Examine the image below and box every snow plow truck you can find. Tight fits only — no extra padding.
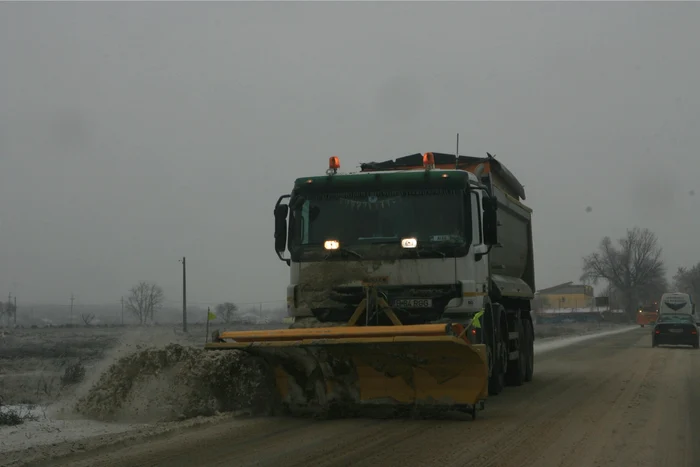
[206,151,536,419]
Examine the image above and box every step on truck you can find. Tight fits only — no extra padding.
[205,151,536,419]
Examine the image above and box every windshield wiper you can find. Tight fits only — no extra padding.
[325,247,363,260]
[356,237,399,245]
[413,247,446,258]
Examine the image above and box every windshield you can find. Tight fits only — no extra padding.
[658,314,695,324]
[288,189,469,259]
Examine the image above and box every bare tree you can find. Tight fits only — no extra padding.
[215,302,238,323]
[81,313,95,326]
[673,263,700,299]
[125,281,165,325]
[581,227,667,317]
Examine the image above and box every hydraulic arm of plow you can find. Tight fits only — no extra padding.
[347,285,403,327]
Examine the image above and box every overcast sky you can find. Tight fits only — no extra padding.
[2,2,700,307]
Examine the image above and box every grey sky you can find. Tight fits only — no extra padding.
[2,2,699,306]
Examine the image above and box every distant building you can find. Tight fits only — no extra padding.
[536,281,594,309]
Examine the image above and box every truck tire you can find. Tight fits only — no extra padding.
[505,319,526,387]
[484,305,505,396]
[488,351,505,395]
[523,319,534,382]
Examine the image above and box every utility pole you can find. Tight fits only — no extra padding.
[120,296,125,325]
[70,293,75,326]
[181,257,187,333]
[14,296,17,325]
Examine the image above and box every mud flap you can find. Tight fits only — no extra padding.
[206,326,489,411]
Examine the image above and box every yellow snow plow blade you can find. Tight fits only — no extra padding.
[204,323,489,412]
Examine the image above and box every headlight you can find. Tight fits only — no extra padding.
[324,240,340,250]
[401,237,418,248]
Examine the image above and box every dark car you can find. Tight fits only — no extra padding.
[652,314,699,348]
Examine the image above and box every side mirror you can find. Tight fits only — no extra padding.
[274,204,289,253]
[482,196,498,246]
[473,244,489,255]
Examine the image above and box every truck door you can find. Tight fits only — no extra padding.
[467,191,489,295]
[454,190,489,313]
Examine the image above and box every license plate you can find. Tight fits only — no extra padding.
[393,298,432,308]
[670,329,683,333]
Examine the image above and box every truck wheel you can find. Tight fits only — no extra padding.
[484,305,504,396]
[505,319,526,387]
[488,352,505,395]
[522,319,534,382]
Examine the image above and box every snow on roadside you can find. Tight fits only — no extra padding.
[534,325,639,355]
[0,404,152,454]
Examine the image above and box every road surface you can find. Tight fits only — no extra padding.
[32,328,700,467]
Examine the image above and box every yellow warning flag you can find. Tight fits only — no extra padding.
[471,309,485,329]
[208,310,217,321]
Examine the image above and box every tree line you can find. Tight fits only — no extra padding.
[581,226,700,317]
[122,281,245,325]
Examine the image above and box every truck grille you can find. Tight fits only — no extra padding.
[309,284,461,325]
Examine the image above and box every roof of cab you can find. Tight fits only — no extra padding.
[360,152,526,200]
[292,167,474,192]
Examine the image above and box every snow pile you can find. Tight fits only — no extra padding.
[73,344,277,423]
[0,403,144,454]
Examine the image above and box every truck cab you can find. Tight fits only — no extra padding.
[636,303,659,327]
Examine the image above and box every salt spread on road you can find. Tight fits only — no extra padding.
[534,325,638,355]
